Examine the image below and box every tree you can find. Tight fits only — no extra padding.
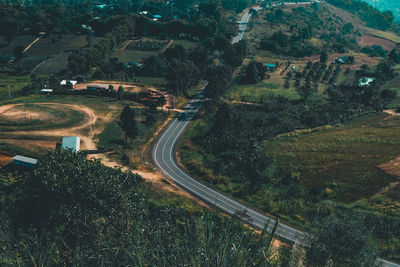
[320,51,328,64]
[166,61,200,95]
[120,105,139,139]
[205,64,233,102]
[13,45,24,61]
[117,86,124,100]
[240,61,265,84]
[13,149,142,240]
[306,214,378,266]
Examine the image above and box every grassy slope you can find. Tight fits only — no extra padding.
[265,113,400,204]
[0,74,31,100]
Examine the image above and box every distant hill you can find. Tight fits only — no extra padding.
[362,0,400,23]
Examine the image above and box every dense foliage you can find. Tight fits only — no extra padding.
[259,5,360,57]
[327,0,396,30]
[0,149,285,266]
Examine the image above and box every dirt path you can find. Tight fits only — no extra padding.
[160,40,174,53]
[0,101,206,207]
[119,40,134,51]
[0,103,97,150]
[384,109,400,116]
[23,36,42,53]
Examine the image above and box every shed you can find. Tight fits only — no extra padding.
[265,63,277,72]
[60,80,78,88]
[62,136,81,152]
[333,56,351,65]
[359,77,375,87]
[13,155,38,168]
[124,62,143,69]
[40,89,54,94]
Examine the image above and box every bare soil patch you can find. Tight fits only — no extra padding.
[358,35,396,51]
[75,80,143,93]
[0,154,12,167]
[0,103,55,121]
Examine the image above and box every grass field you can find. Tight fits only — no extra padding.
[231,82,300,102]
[265,113,400,205]
[0,74,31,101]
[129,76,167,87]
[172,40,198,49]
[366,28,400,43]
[32,52,70,75]
[114,49,156,62]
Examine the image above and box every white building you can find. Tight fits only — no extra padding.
[358,77,375,87]
[60,80,78,88]
[62,136,81,152]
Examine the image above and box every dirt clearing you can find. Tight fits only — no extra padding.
[74,80,143,93]
[358,35,396,51]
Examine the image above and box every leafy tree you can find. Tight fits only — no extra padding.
[320,51,328,64]
[240,61,266,84]
[117,85,124,100]
[166,60,200,95]
[120,105,139,139]
[205,64,233,102]
[13,149,142,241]
[13,45,24,61]
[306,214,378,266]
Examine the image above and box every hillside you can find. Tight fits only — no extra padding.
[362,0,400,23]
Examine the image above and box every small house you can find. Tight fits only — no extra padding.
[359,77,375,87]
[124,62,143,70]
[0,54,15,64]
[332,56,351,65]
[62,136,81,152]
[40,88,54,94]
[265,63,277,72]
[96,4,107,9]
[60,80,78,89]
[81,24,93,32]
[13,155,38,168]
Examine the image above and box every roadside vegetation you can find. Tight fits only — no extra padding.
[179,1,400,261]
[1,0,400,265]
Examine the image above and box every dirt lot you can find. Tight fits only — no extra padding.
[0,154,12,167]
[74,80,143,93]
[358,35,397,51]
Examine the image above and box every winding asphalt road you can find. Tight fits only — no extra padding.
[151,3,399,266]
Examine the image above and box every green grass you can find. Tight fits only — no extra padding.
[265,113,400,203]
[129,76,167,87]
[231,82,300,102]
[0,74,31,101]
[115,49,156,62]
[172,39,198,49]
[97,121,125,149]
[32,52,69,75]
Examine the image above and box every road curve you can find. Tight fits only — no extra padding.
[151,3,399,267]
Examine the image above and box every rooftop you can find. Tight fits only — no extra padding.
[13,155,38,165]
[62,136,81,152]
